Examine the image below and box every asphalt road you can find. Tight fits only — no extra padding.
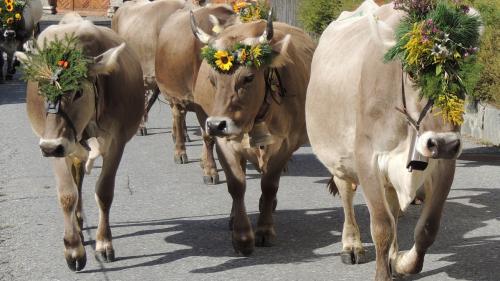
[1,21,500,281]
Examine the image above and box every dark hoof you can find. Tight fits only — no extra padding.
[259,197,278,213]
[232,235,254,257]
[340,248,367,265]
[203,174,219,185]
[228,216,234,231]
[95,248,115,263]
[5,74,13,81]
[174,153,188,164]
[66,253,87,272]
[255,230,276,247]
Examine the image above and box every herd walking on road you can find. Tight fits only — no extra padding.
[2,0,485,280]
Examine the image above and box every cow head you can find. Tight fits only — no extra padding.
[401,79,463,161]
[192,12,291,138]
[17,42,126,157]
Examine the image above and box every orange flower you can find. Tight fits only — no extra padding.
[6,3,14,12]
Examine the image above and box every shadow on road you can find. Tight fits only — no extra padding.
[0,73,26,105]
[81,186,500,280]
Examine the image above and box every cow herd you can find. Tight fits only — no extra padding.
[10,0,480,280]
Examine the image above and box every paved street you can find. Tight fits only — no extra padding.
[1,21,499,281]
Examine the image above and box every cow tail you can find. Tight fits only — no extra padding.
[327,176,339,197]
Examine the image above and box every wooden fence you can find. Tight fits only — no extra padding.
[271,0,301,27]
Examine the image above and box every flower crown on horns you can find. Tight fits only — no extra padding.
[201,42,273,73]
[1,0,25,29]
[20,34,90,102]
[385,0,482,125]
[193,9,275,74]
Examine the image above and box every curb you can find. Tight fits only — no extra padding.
[462,104,500,146]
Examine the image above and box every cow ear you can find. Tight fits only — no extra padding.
[88,43,125,76]
[270,34,292,68]
[15,51,29,64]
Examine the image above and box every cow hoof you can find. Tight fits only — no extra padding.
[203,174,219,185]
[95,248,115,263]
[232,235,254,257]
[258,197,278,213]
[228,216,234,231]
[65,253,87,272]
[255,230,276,247]
[174,153,188,164]
[340,248,367,265]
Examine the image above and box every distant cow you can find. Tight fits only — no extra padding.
[155,4,238,182]
[192,15,315,254]
[0,0,42,82]
[112,0,187,135]
[17,14,144,271]
[306,2,465,280]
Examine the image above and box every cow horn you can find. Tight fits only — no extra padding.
[259,9,274,44]
[190,10,213,44]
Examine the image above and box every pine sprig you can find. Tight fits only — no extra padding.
[20,34,90,102]
[385,1,482,125]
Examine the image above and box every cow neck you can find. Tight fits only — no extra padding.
[395,68,433,132]
[255,68,286,123]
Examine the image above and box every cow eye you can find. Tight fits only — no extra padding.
[243,74,255,84]
[73,90,83,101]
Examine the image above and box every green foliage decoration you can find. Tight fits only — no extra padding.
[201,42,273,74]
[20,34,90,103]
[385,1,482,125]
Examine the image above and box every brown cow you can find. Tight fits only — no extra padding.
[112,0,187,136]
[191,15,315,254]
[306,2,472,280]
[17,13,144,271]
[155,4,238,183]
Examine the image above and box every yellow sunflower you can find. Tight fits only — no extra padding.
[232,1,248,14]
[251,45,262,58]
[6,17,14,25]
[214,50,234,71]
[4,0,13,5]
[15,13,21,20]
[6,3,14,12]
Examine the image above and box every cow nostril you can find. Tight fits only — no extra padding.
[427,139,436,148]
[217,120,227,132]
[54,145,65,156]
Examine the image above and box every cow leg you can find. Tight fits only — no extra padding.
[0,53,4,83]
[71,159,85,242]
[216,139,254,256]
[335,177,366,264]
[391,160,455,276]
[358,161,395,281]
[201,131,219,185]
[53,158,87,271]
[94,141,125,263]
[5,53,15,80]
[171,103,188,164]
[255,155,287,247]
[138,89,151,136]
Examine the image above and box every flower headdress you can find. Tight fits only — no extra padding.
[232,0,269,23]
[201,42,273,73]
[385,0,482,125]
[20,34,90,102]
[1,0,25,30]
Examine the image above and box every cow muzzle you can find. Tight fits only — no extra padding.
[205,117,241,137]
[3,30,16,39]
[416,131,462,159]
[39,138,68,157]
